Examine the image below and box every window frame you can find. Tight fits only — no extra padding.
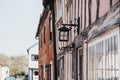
[31,54,38,61]
[49,14,53,42]
[88,35,119,80]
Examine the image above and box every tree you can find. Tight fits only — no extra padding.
[10,65,19,75]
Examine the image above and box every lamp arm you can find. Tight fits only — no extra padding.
[62,17,80,35]
[58,47,62,50]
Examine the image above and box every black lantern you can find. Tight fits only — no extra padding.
[58,17,80,42]
[58,17,80,51]
[58,26,70,41]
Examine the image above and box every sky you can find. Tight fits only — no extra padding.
[0,0,43,56]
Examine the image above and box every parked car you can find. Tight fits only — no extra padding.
[5,77,16,80]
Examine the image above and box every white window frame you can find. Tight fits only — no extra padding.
[88,27,120,80]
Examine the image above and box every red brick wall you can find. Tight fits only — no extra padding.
[38,11,54,80]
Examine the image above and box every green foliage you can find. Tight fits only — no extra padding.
[21,71,25,76]
[10,71,27,79]
[10,65,19,75]
[0,53,28,76]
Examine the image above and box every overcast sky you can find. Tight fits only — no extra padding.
[0,0,43,56]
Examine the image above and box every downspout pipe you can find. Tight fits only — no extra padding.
[51,0,57,80]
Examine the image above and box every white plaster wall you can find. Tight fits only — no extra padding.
[0,65,2,80]
[28,44,38,68]
[1,66,9,80]
[29,53,38,68]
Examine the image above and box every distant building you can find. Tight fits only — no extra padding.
[36,8,54,80]
[27,43,39,80]
[0,65,9,80]
[0,64,1,80]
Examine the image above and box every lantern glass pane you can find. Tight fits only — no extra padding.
[64,32,68,35]
[60,35,64,40]
[64,35,68,40]
[64,32,68,41]
[59,31,69,41]
[60,31,64,35]
[60,32,64,40]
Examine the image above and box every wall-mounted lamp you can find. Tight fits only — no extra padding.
[58,17,80,42]
[58,26,70,42]
[58,17,80,51]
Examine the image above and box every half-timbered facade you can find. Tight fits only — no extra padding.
[55,0,120,80]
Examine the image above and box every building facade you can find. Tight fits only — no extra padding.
[36,0,120,80]
[55,0,120,80]
[27,43,39,80]
[55,0,87,80]
[0,64,2,80]
[0,65,9,80]
[0,58,9,80]
[36,8,54,80]
[87,0,120,80]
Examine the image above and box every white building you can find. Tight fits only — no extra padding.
[0,65,9,80]
[27,43,39,80]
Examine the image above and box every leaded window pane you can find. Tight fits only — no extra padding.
[88,35,119,80]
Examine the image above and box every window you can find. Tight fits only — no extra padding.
[31,55,38,61]
[110,0,112,8]
[44,27,45,43]
[41,33,42,47]
[88,35,119,80]
[47,64,51,80]
[56,0,62,20]
[39,38,41,50]
[88,0,92,25]
[6,70,8,74]
[49,14,53,41]
[96,0,100,20]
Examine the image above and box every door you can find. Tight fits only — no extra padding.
[78,48,83,80]
[47,64,51,80]
[60,57,64,80]
[40,66,43,80]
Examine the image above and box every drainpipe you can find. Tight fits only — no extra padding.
[51,0,57,80]
[86,39,88,80]
[119,25,120,56]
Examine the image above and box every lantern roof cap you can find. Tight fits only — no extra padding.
[58,26,70,31]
